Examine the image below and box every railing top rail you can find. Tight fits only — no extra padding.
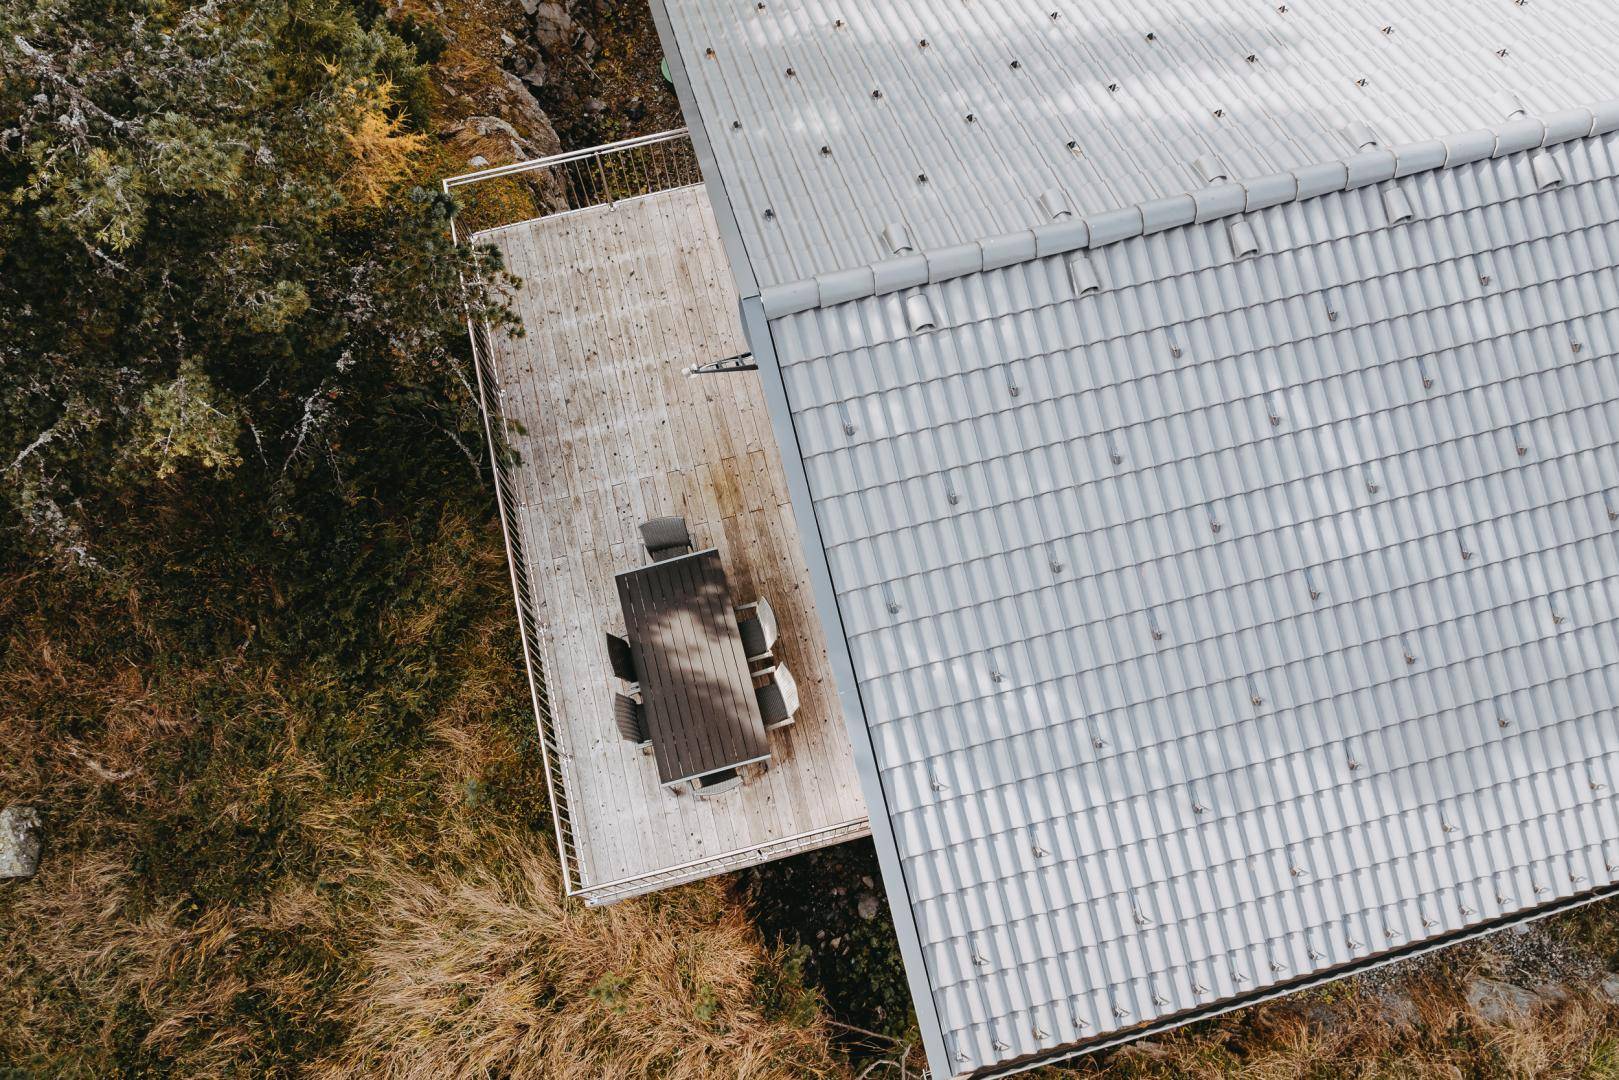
[442,127,692,190]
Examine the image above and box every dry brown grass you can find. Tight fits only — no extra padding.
[312,829,838,1080]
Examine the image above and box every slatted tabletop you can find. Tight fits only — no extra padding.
[617,548,770,785]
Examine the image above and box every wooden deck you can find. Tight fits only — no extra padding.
[476,186,868,900]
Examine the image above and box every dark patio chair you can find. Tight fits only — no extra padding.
[606,632,637,686]
[754,662,800,730]
[613,693,649,746]
[639,516,692,561]
[693,766,742,797]
[735,597,779,664]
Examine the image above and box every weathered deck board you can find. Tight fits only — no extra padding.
[476,187,869,897]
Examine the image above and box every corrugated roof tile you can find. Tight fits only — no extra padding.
[751,134,1619,1077]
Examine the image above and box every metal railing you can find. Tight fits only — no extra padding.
[461,315,582,891]
[444,129,873,904]
[444,128,702,238]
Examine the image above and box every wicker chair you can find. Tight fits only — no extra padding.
[639,516,692,561]
[754,662,800,729]
[735,597,779,664]
[613,693,649,746]
[693,767,743,797]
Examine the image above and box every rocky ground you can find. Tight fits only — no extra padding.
[405,0,680,176]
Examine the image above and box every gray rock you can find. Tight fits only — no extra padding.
[521,56,549,90]
[1599,974,1619,1005]
[500,72,562,152]
[1465,977,1539,1023]
[467,155,489,168]
[0,806,42,881]
[1377,990,1420,1028]
[530,3,580,52]
[857,893,880,920]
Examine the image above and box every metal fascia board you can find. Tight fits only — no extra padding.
[739,294,954,1077]
[647,0,760,299]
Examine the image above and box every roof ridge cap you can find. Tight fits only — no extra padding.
[756,99,1619,319]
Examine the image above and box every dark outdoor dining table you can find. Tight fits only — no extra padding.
[616,548,770,786]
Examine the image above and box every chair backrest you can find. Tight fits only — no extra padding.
[773,660,800,716]
[755,596,780,651]
[613,693,647,744]
[639,516,691,560]
[605,632,637,683]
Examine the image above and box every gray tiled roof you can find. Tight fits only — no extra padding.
[759,129,1619,1074]
[659,0,1619,290]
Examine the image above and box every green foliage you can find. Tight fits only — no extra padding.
[393,12,449,66]
[589,973,631,1014]
[692,983,721,1024]
[0,0,514,566]
[751,943,826,1029]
